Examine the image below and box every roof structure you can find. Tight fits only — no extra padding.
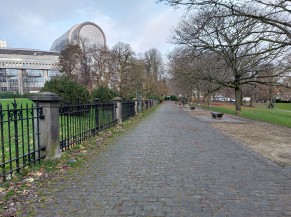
[50,22,106,51]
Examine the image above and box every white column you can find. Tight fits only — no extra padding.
[43,69,48,83]
[18,69,25,95]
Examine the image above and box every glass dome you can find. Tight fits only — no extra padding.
[50,22,106,51]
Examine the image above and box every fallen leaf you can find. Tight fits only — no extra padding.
[33,171,43,177]
[21,190,30,196]
[25,178,35,183]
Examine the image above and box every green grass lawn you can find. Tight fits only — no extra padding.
[253,102,291,110]
[197,102,291,128]
[0,98,32,106]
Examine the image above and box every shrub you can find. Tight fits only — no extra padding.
[0,91,23,99]
[147,95,160,100]
[170,95,178,101]
[41,77,89,104]
[91,86,119,103]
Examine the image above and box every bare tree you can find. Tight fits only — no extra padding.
[172,9,288,113]
[168,47,223,104]
[90,45,120,89]
[58,43,82,79]
[110,42,136,98]
[144,48,164,98]
[77,38,95,92]
[58,40,166,99]
[58,38,103,93]
[168,47,198,101]
[159,0,291,45]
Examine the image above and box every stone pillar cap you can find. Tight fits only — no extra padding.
[112,97,123,101]
[29,91,63,102]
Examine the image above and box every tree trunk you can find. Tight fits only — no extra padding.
[240,89,243,105]
[235,87,242,114]
[197,88,201,105]
[268,86,274,109]
[249,96,254,107]
[207,94,211,107]
[249,87,255,107]
[188,93,191,104]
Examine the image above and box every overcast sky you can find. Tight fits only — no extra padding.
[0,0,184,55]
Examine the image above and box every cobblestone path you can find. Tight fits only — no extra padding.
[33,102,291,217]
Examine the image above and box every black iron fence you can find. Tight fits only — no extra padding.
[59,102,117,151]
[139,99,157,113]
[0,100,43,181]
[122,101,135,120]
[0,96,159,181]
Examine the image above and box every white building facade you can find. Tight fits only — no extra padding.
[0,22,106,94]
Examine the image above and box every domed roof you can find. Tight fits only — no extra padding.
[50,22,106,51]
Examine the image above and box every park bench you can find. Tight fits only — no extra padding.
[211,112,224,119]
[190,106,195,110]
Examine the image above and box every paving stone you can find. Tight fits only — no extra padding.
[29,102,291,217]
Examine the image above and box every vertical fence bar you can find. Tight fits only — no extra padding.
[107,106,110,128]
[0,104,6,181]
[25,103,31,164]
[88,104,91,137]
[112,103,115,126]
[66,107,70,149]
[20,103,25,166]
[13,100,20,173]
[78,105,81,142]
[91,104,94,135]
[73,107,78,143]
[95,101,100,133]
[103,105,106,128]
[7,104,13,175]
[30,103,36,163]
[83,104,85,139]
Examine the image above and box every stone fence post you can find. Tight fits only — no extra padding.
[134,99,138,115]
[112,97,123,124]
[29,92,63,160]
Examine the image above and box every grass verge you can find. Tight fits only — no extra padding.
[193,102,291,128]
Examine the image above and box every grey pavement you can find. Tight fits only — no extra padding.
[32,102,291,217]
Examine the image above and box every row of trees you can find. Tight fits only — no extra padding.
[160,0,291,112]
[58,40,168,100]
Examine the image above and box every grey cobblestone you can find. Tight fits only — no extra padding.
[31,102,291,216]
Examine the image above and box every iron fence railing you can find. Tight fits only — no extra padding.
[122,101,135,120]
[0,100,43,181]
[59,102,117,151]
[0,97,159,181]
[139,99,157,113]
